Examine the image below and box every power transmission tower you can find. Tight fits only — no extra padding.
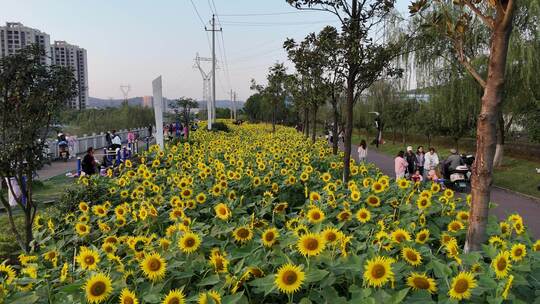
[206,15,222,124]
[229,89,234,120]
[194,53,213,130]
[120,84,130,105]
[233,91,237,120]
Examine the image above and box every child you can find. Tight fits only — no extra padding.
[411,169,423,183]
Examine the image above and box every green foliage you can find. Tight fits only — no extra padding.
[0,44,77,252]
[59,104,154,136]
[209,121,230,132]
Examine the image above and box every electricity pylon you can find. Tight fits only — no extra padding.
[194,53,213,130]
[120,84,130,105]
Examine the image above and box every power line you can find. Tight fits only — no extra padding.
[189,0,212,51]
[219,11,316,16]
[219,20,336,26]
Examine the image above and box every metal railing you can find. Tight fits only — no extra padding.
[47,127,151,159]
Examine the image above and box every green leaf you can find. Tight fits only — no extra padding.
[430,260,452,278]
[197,274,222,286]
[222,291,245,304]
[390,288,410,304]
[305,268,329,283]
[142,293,161,303]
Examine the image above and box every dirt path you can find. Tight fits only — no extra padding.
[348,144,540,238]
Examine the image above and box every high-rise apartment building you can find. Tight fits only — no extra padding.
[51,41,88,109]
[0,22,51,65]
[0,22,89,110]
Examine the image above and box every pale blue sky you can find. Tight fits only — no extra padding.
[2,0,409,101]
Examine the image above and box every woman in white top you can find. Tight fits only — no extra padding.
[357,139,368,162]
[424,147,439,178]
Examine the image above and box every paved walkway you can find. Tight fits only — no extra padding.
[349,144,540,238]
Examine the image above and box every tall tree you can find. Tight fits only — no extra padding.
[0,45,77,252]
[251,63,288,132]
[410,0,516,251]
[287,0,403,182]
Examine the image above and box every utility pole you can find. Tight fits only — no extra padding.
[206,15,221,123]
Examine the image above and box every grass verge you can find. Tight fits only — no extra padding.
[352,132,540,199]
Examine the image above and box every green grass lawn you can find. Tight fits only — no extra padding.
[1,174,71,261]
[352,133,540,199]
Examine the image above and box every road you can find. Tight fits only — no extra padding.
[350,144,540,238]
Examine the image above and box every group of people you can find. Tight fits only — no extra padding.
[104,130,123,150]
[164,122,198,141]
[394,146,440,182]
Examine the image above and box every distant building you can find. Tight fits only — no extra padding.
[51,41,88,109]
[142,96,153,108]
[0,22,51,65]
[0,22,89,110]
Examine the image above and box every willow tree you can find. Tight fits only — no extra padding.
[410,0,516,251]
[287,0,403,182]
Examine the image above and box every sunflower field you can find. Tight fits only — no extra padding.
[1,123,540,304]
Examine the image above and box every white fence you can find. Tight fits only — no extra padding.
[47,127,151,159]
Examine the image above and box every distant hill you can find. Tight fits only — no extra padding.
[88,97,244,109]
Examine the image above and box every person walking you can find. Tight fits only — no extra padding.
[395,151,409,180]
[81,147,97,176]
[405,146,416,178]
[148,125,153,137]
[424,147,440,178]
[127,130,135,144]
[357,140,368,163]
[105,131,112,147]
[110,130,122,150]
[415,146,425,176]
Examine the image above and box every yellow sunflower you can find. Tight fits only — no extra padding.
[401,247,422,266]
[406,272,437,294]
[363,256,394,287]
[356,208,371,223]
[198,290,221,304]
[178,232,202,254]
[321,227,340,244]
[371,182,384,193]
[274,263,305,294]
[209,254,229,273]
[391,229,411,244]
[397,178,409,189]
[0,264,16,285]
[415,229,430,244]
[350,190,361,202]
[76,247,100,270]
[416,197,431,210]
[502,275,514,300]
[140,252,167,281]
[214,203,231,220]
[366,195,381,207]
[84,272,113,304]
[75,223,90,236]
[261,228,279,247]
[162,289,185,304]
[337,210,352,221]
[448,220,465,232]
[119,288,139,304]
[510,243,526,261]
[533,240,540,252]
[307,206,325,224]
[309,191,321,202]
[448,272,477,301]
[492,251,511,279]
[297,233,326,257]
[232,226,254,244]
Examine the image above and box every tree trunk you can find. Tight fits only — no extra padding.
[465,16,513,252]
[332,104,339,155]
[311,105,317,143]
[272,106,276,133]
[343,79,354,183]
[493,112,505,167]
[304,106,309,138]
[392,128,396,145]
